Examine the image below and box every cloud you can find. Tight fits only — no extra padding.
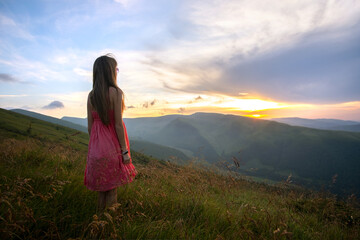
[147,20,360,104]
[178,107,185,113]
[188,95,203,104]
[0,53,69,84]
[142,99,157,108]
[43,101,65,109]
[0,14,34,40]
[0,73,30,84]
[73,68,92,77]
[0,73,20,82]
[127,105,135,108]
[139,0,360,104]
[0,94,28,98]
[150,99,156,106]
[219,24,360,103]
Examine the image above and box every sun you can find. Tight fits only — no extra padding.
[244,114,266,118]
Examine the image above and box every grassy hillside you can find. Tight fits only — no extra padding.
[0,108,360,239]
[1,108,88,150]
[11,109,88,133]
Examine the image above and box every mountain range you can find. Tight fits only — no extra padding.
[271,117,360,132]
[9,109,360,198]
[62,114,360,133]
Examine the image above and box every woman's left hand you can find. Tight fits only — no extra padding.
[123,153,131,164]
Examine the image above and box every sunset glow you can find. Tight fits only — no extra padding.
[0,0,359,121]
[215,98,287,112]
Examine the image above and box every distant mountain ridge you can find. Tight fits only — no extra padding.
[271,117,360,132]
[63,113,360,133]
[62,116,87,127]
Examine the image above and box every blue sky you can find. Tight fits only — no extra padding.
[1,0,360,120]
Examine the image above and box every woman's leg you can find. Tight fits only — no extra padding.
[106,188,118,208]
[97,191,106,213]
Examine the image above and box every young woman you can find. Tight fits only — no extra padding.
[84,54,137,212]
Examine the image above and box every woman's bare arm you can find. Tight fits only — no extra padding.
[112,88,128,151]
[87,93,93,135]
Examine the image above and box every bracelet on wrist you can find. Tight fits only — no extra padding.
[121,150,129,155]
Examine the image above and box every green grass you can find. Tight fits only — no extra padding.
[0,108,359,239]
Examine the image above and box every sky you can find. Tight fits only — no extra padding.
[0,0,360,120]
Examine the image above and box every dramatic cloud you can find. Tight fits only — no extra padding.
[43,101,65,109]
[141,0,360,104]
[149,21,360,104]
[220,25,360,103]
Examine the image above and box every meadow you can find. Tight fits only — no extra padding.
[0,108,359,239]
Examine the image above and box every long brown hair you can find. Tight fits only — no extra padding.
[90,54,126,125]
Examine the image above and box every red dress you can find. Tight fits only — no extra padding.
[84,109,137,191]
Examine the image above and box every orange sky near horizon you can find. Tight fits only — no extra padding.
[122,99,360,120]
[35,91,360,121]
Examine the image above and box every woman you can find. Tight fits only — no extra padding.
[84,54,137,212]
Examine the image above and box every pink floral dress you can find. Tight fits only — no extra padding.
[84,109,137,191]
